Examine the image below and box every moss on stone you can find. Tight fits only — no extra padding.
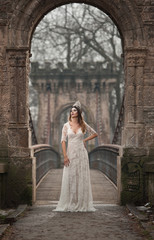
[20,186,32,205]
[121,153,146,205]
[5,157,33,207]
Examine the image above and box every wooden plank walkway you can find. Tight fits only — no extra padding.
[36,169,118,205]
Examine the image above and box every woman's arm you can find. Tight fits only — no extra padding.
[61,141,70,167]
[83,122,98,145]
[83,133,98,145]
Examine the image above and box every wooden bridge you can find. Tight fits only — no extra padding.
[36,169,118,205]
[31,143,121,206]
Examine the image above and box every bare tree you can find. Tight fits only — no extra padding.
[31,4,122,67]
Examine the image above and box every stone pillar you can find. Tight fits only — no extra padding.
[120,48,148,204]
[0,46,10,208]
[122,48,147,147]
[1,48,33,207]
[0,46,9,162]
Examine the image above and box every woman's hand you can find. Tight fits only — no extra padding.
[64,156,70,167]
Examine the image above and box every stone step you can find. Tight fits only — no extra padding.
[6,205,27,224]
[126,204,149,222]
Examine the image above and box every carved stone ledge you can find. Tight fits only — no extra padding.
[6,47,29,51]
[6,47,29,67]
[8,53,27,67]
[125,47,148,67]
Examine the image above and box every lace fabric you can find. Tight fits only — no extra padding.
[61,121,97,143]
[53,122,97,212]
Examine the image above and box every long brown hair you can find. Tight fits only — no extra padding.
[69,106,86,133]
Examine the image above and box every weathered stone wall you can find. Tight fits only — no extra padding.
[0,0,154,206]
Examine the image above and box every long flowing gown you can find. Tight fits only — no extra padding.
[53,121,97,212]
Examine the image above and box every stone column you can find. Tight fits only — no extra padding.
[3,48,33,207]
[122,48,147,147]
[0,45,10,208]
[120,48,149,204]
[0,47,9,163]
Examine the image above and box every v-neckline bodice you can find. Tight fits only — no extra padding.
[68,122,81,135]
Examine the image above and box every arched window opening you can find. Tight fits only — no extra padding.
[29,3,123,149]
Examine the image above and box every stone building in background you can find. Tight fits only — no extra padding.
[30,61,118,150]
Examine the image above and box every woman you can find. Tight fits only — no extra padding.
[53,101,98,212]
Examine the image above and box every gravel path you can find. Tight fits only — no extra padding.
[2,204,148,240]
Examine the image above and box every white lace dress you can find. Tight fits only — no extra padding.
[53,121,97,212]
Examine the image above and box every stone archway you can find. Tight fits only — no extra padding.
[7,0,148,149]
[1,0,153,206]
